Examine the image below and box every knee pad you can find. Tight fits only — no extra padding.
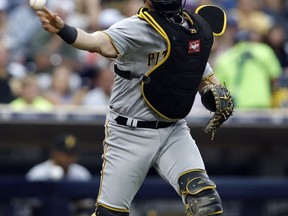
[178,170,223,216]
[93,204,129,216]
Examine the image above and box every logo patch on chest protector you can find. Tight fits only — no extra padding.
[188,39,201,53]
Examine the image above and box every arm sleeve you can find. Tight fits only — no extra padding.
[103,17,147,56]
[202,62,213,78]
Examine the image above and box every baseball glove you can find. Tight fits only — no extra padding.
[201,84,234,140]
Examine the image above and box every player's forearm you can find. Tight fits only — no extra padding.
[72,28,100,52]
[57,24,117,57]
[198,73,220,93]
[57,24,96,51]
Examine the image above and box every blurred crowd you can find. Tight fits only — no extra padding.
[0,0,288,110]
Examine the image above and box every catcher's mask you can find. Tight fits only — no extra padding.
[150,0,186,17]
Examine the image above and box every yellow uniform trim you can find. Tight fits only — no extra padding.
[178,169,206,178]
[186,177,216,195]
[202,72,214,81]
[96,121,129,213]
[177,169,206,194]
[210,210,224,215]
[97,203,129,213]
[183,11,193,26]
[96,121,110,205]
[101,31,121,57]
[138,8,174,120]
[195,5,227,36]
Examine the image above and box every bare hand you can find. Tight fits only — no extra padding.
[36,7,64,33]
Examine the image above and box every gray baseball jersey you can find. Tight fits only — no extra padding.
[96,15,209,212]
[105,15,213,121]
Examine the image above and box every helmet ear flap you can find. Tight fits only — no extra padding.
[195,5,227,36]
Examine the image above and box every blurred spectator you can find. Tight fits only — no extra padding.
[78,64,101,89]
[29,1,79,73]
[26,133,93,216]
[81,66,114,107]
[122,0,143,17]
[263,24,288,69]
[214,30,282,108]
[98,0,127,29]
[186,0,218,10]
[30,29,79,73]
[210,15,238,66]
[9,74,53,111]
[5,1,39,59]
[73,0,101,31]
[230,0,274,38]
[261,0,288,31]
[0,0,8,42]
[214,0,236,9]
[41,64,82,105]
[272,71,288,108]
[0,43,16,103]
[26,133,91,181]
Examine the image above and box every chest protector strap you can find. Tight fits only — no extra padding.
[137,8,213,120]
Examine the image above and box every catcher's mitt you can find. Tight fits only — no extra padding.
[201,84,234,140]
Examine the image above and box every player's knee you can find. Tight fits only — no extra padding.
[93,204,129,216]
[178,170,223,216]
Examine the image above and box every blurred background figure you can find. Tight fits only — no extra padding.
[0,0,8,42]
[261,0,288,33]
[263,24,288,69]
[29,0,80,75]
[272,70,288,108]
[97,0,127,30]
[81,66,114,107]
[0,43,16,104]
[209,15,239,66]
[73,0,101,31]
[25,133,93,216]
[41,63,83,105]
[9,74,53,111]
[230,0,274,40]
[5,1,39,63]
[26,133,91,181]
[213,30,282,108]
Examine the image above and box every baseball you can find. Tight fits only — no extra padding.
[29,0,46,10]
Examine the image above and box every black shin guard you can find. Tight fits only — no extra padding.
[94,204,129,216]
[178,170,223,216]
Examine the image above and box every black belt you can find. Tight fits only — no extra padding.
[115,116,175,129]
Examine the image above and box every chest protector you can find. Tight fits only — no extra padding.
[137,8,213,120]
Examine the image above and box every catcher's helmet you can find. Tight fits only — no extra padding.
[150,0,184,17]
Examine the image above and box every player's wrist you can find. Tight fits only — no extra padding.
[57,24,78,44]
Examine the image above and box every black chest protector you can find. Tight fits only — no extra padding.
[119,8,214,120]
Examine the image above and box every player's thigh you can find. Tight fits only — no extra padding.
[97,121,161,209]
[154,120,205,192]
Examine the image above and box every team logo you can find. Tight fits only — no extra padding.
[188,40,200,53]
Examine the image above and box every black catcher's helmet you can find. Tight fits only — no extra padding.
[150,0,184,17]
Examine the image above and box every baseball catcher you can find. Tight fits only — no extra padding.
[34,0,234,215]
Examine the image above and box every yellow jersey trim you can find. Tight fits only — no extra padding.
[97,203,129,213]
[96,121,110,204]
[137,8,174,120]
[101,31,121,57]
[195,5,227,36]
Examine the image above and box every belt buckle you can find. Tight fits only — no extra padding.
[126,117,138,128]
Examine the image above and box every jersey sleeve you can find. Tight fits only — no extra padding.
[202,62,213,78]
[104,17,147,56]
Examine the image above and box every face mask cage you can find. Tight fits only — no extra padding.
[151,0,186,18]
